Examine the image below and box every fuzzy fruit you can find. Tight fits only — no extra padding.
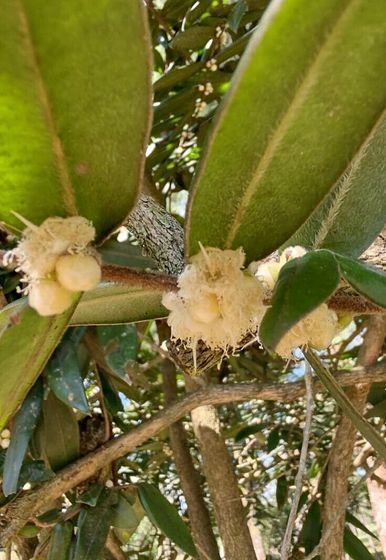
[29,279,73,316]
[55,254,101,292]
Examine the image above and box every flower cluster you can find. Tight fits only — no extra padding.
[4,215,101,316]
[0,428,10,449]
[163,245,339,365]
[162,245,265,364]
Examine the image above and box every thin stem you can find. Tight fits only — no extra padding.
[280,361,314,560]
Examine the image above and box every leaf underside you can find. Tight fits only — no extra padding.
[187,0,386,262]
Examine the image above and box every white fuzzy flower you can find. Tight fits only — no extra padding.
[162,246,266,364]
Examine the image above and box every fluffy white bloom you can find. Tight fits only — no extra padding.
[3,215,100,316]
[162,246,266,363]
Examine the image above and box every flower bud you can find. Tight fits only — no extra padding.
[55,254,101,292]
[189,292,221,324]
[29,279,73,316]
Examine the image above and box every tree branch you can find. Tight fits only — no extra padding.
[1,365,385,544]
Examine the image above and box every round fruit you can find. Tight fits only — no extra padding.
[55,254,101,292]
[190,292,220,324]
[29,279,73,316]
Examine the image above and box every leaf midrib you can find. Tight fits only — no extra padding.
[225,0,360,248]
[16,0,78,216]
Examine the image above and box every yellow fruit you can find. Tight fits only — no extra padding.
[55,254,101,292]
[255,262,282,290]
[189,292,220,324]
[29,279,73,316]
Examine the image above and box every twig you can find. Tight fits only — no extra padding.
[1,365,385,544]
[280,362,314,560]
[101,264,177,292]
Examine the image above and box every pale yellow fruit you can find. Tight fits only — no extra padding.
[0,438,10,449]
[55,254,101,292]
[1,429,10,438]
[29,279,73,316]
[189,292,220,324]
[255,262,282,290]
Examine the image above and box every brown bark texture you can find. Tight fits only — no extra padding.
[321,316,386,560]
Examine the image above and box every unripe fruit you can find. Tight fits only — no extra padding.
[1,438,10,449]
[29,279,73,316]
[189,292,220,324]
[255,262,281,290]
[55,254,101,292]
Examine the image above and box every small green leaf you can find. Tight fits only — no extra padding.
[138,483,197,558]
[73,491,118,560]
[3,379,43,496]
[187,0,386,261]
[301,501,322,553]
[97,325,137,378]
[77,484,104,507]
[335,254,386,308]
[99,371,123,417]
[259,250,340,351]
[19,523,40,538]
[47,522,73,560]
[305,349,386,464]
[346,511,379,541]
[36,391,80,471]
[228,0,248,33]
[234,423,264,442]
[344,526,376,560]
[99,240,156,270]
[171,26,214,52]
[46,334,89,413]
[112,493,140,530]
[18,460,54,487]
[276,476,288,511]
[267,426,281,452]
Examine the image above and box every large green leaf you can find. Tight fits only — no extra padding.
[305,349,386,465]
[35,391,80,471]
[138,483,197,558]
[70,285,167,326]
[186,0,386,261]
[344,526,376,560]
[47,522,73,560]
[0,0,151,238]
[73,490,118,560]
[97,325,137,377]
[46,330,89,413]
[335,254,386,309]
[287,110,386,257]
[259,250,340,352]
[0,303,76,431]
[2,379,43,496]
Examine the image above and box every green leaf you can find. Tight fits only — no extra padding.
[186,0,386,261]
[0,0,152,239]
[36,391,80,471]
[97,325,137,378]
[267,426,281,452]
[99,371,123,416]
[276,475,288,511]
[335,254,386,309]
[344,526,376,560]
[301,501,322,553]
[259,250,340,351]
[171,26,214,52]
[286,110,386,258]
[99,240,156,270]
[366,399,386,419]
[112,493,140,530]
[48,522,73,560]
[234,423,264,442]
[138,483,197,558]
[0,302,76,431]
[305,349,386,465]
[46,334,89,413]
[73,491,118,560]
[77,484,104,507]
[346,511,379,541]
[228,0,248,33]
[70,285,167,326]
[2,379,43,496]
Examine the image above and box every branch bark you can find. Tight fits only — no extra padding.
[162,359,221,560]
[2,367,384,544]
[320,316,386,560]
